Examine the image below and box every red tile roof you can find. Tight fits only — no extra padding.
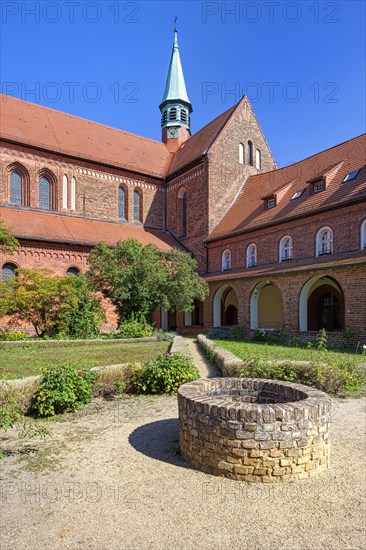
[208,134,366,241]
[0,207,179,251]
[168,103,238,175]
[0,94,173,178]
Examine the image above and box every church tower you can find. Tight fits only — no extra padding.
[159,25,192,151]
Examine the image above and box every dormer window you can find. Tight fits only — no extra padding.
[267,197,276,209]
[343,169,360,183]
[312,179,324,194]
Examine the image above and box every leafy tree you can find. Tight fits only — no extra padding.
[87,239,208,323]
[62,275,105,339]
[0,269,79,337]
[0,218,19,254]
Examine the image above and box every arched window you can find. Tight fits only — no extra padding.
[239,143,244,164]
[62,175,68,209]
[169,108,177,121]
[133,189,141,222]
[177,187,187,237]
[247,141,253,166]
[316,227,333,256]
[10,171,22,206]
[66,267,80,276]
[246,244,257,267]
[39,176,51,210]
[118,186,126,220]
[222,249,231,271]
[70,177,76,211]
[279,236,293,262]
[361,219,366,250]
[2,263,17,282]
[255,149,261,170]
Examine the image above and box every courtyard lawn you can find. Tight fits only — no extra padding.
[212,339,362,367]
[0,341,170,379]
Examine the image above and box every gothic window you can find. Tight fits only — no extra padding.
[2,263,17,282]
[222,249,231,271]
[70,177,76,211]
[118,186,126,220]
[66,267,80,276]
[169,108,177,121]
[279,236,293,261]
[255,149,261,170]
[316,227,333,256]
[62,175,68,209]
[247,141,253,166]
[246,244,257,267]
[39,176,51,210]
[10,171,22,206]
[239,143,244,165]
[177,188,187,237]
[133,189,141,222]
[361,219,366,249]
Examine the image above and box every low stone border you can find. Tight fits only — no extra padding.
[197,334,244,376]
[170,335,192,358]
[0,336,158,349]
[178,377,331,482]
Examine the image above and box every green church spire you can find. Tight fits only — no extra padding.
[160,23,192,144]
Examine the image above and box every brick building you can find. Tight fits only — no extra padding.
[1,29,365,340]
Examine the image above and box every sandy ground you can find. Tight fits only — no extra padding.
[0,391,365,550]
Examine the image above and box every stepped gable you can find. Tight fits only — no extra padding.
[208,134,366,240]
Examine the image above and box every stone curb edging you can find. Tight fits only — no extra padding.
[0,336,158,349]
[197,334,244,377]
[170,335,193,358]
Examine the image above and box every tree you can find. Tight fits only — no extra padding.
[0,218,19,254]
[0,269,79,337]
[62,275,105,339]
[87,239,208,323]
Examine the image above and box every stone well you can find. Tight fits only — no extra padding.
[178,378,331,482]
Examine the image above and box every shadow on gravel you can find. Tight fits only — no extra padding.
[128,418,195,470]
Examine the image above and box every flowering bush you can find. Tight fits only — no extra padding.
[33,362,96,416]
[131,351,199,394]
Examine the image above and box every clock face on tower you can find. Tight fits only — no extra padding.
[167,127,179,138]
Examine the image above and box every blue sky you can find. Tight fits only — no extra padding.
[1,0,365,167]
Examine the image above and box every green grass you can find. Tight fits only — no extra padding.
[0,341,170,379]
[212,339,362,367]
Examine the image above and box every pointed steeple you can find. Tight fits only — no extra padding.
[160,23,192,148]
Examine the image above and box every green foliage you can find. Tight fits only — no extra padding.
[0,382,22,431]
[61,275,105,339]
[231,324,246,340]
[316,328,328,352]
[0,218,19,254]
[0,268,79,337]
[87,239,208,323]
[154,330,176,342]
[118,314,154,338]
[131,351,199,395]
[0,329,28,341]
[33,362,96,417]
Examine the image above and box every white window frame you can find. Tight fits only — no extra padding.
[246,243,257,268]
[279,236,293,262]
[361,219,366,250]
[316,227,333,256]
[255,149,261,170]
[222,249,231,271]
[239,143,244,165]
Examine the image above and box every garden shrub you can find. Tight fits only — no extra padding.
[0,382,22,431]
[118,316,154,339]
[131,351,199,394]
[0,330,28,341]
[33,362,96,416]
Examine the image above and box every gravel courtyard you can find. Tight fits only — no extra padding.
[0,395,365,550]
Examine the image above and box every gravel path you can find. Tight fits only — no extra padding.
[0,395,365,550]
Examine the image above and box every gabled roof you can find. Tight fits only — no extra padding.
[0,95,173,178]
[208,134,366,240]
[168,103,238,175]
[0,207,178,251]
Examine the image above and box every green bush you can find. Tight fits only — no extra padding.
[33,362,96,416]
[0,382,22,431]
[131,351,199,394]
[240,358,366,395]
[118,317,154,339]
[0,330,28,341]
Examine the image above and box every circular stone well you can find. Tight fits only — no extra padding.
[178,378,331,482]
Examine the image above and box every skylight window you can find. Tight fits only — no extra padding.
[343,169,360,183]
[291,188,305,200]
